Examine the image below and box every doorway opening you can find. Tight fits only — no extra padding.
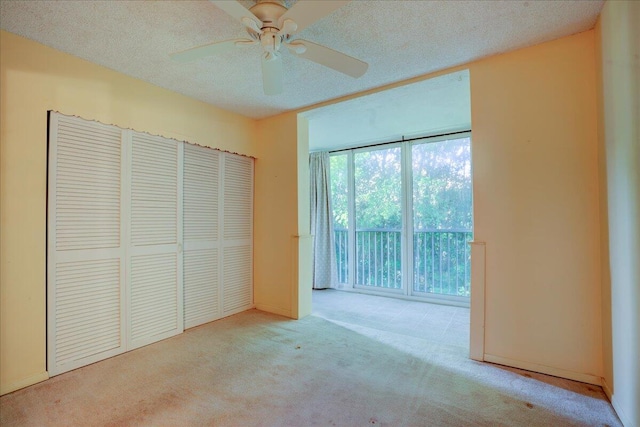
[304,69,472,354]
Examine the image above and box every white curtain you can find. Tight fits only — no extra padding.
[310,152,338,289]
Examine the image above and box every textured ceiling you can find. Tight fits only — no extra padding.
[305,69,470,152]
[0,0,603,119]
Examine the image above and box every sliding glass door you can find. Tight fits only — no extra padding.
[328,133,472,305]
[412,138,472,298]
[354,146,403,290]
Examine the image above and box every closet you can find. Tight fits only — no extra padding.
[47,113,253,376]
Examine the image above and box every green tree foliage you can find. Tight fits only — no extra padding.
[329,154,349,229]
[354,147,402,230]
[412,138,472,231]
[330,138,472,232]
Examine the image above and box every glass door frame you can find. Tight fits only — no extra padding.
[329,131,473,307]
[408,132,473,306]
[350,142,406,295]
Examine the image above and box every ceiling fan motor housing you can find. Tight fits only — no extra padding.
[261,28,282,56]
[250,0,288,29]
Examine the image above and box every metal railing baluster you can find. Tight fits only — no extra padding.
[334,228,471,295]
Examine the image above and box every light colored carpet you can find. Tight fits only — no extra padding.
[0,290,621,426]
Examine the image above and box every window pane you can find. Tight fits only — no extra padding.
[354,147,402,289]
[330,154,349,284]
[412,137,472,296]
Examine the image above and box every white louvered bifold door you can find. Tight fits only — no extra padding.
[47,113,126,376]
[48,114,254,375]
[127,131,183,350]
[183,144,221,328]
[221,153,254,316]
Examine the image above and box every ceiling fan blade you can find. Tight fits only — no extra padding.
[170,39,253,63]
[292,40,368,78]
[261,54,283,95]
[210,0,262,30]
[279,0,349,33]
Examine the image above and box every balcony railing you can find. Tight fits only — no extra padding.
[413,229,472,297]
[334,228,472,297]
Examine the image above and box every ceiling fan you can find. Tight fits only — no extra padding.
[170,0,368,95]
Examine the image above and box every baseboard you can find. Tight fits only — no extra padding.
[483,353,602,386]
[0,371,49,396]
[255,303,292,318]
[602,378,613,400]
[611,397,635,427]
[602,378,636,427]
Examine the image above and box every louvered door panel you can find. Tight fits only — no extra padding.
[184,249,220,327]
[55,118,121,250]
[222,246,252,314]
[130,253,179,343]
[128,131,183,350]
[221,153,253,316]
[131,133,178,246]
[183,144,221,328]
[54,259,121,367]
[48,113,126,376]
[223,155,253,241]
[184,145,219,242]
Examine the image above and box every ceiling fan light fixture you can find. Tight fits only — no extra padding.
[260,28,282,54]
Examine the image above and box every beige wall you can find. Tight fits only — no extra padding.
[252,112,312,319]
[295,115,312,318]
[253,112,298,317]
[597,1,640,426]
[0,31,257,394]
[470,31,603,383]
[595,9,614,407]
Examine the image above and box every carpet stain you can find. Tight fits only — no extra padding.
[370,416,379,424]
[337,358,352,367]
[103,391,184,426]
[525,403,534,409]
[0,402,27,426]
